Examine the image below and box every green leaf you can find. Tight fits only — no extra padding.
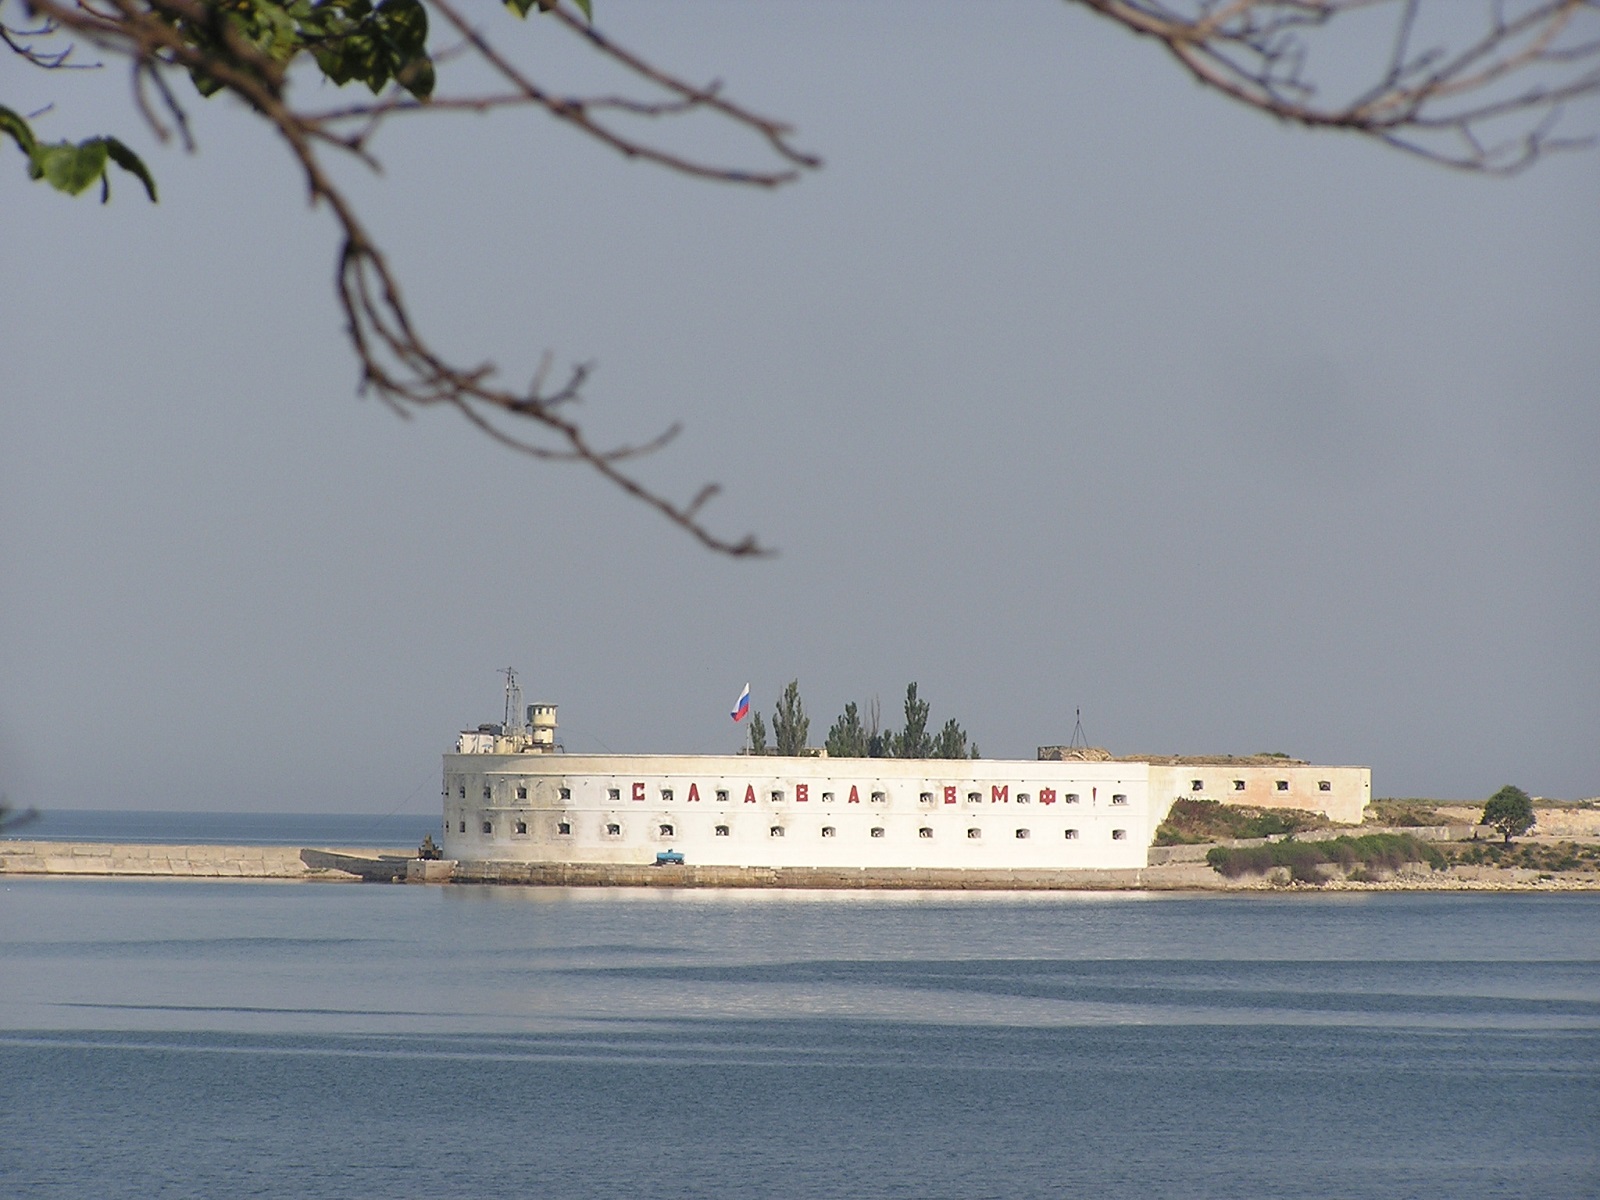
[105,138,159,203]
[504,0,539,16]
[572,0,592,19]
[376,0,428,60]
[34,140,109,196]
[190,69,226,98]
[396,56,436,101]
[0,105,38,158]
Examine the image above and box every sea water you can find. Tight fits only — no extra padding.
[1,881,1596,1199]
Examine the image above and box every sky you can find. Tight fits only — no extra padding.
[2,1,1597,818]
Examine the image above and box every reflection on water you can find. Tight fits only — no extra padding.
[1,881,1597,1199]
[4,881,1600,1034]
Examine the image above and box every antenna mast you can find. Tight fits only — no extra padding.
[1068,707,1089,751]
[500,667,523,734]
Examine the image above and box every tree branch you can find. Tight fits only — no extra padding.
[1074,0,1600,173]
[12,0,814,554]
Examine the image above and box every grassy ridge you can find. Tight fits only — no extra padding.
[1206,833,1443,884]
[1363,798,1454,827]
[1445,840,1600,873]
[1155,798,1331,846]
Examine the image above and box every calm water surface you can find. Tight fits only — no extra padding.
[1,881,1596,1199]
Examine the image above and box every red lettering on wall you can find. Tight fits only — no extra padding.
[992,784,1009,804]
[1039,788,1057,806]
[632,781,645,803]
[944,786,957,805]
[796,783,809,803]
[688,783,701,803]
[744,784,757,804]
[848,785,860,804]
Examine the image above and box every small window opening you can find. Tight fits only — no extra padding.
[967,827,982,839]
[516,786,528,800]
[514,820,527,835]
[457,785,466,799]
[822,791,835,803]
[918,827,933,839]
[716,789,730,803]
[1016,828,1030,839]
[870,827,885,838]
[659,824,674,837]
[661,788,674,803]
[1191,779,1204,791]
[1275,780,1289,792]
[821,826,836,838]
[1017,792,1031,805]
[1318,780,1332,792]
[608,787,621,802]
[458,820,466,833]
[1111,793,1128,805]
[557,821,571,836]
[714,825,730,837]
[1064,792,1080,804]
[1233,779,1246,791]
[770,826,785,838]
[559,787,571,801]
[920,792,934,805]
[482,786,492,800]
[481,821,493,835]
[1064,828,1079,840]
[871,791,887,803]
[1112,828,1128,840]
[967,791,982,804]
[771,790,784,803]
[605,823,621,836]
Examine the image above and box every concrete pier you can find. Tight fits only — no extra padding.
[0,840,407,881]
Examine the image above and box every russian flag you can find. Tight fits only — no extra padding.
[731,683,751,723]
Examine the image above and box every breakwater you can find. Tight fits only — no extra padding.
[0,840,408,880]
[3,839,1594,890]
[0,840,1201,887]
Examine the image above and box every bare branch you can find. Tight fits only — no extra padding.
[10,1,1598,556]
[12,0,804,555]
[1074,0,1600,173]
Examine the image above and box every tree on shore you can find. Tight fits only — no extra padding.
[8,1,1598,551]
[772,679,809,757]
[825,701,867,759]
[933,717,977,761]
[826,684,976,760]
[1482,785,1536,845]
[895,683,932,760]
[746,711,769,756]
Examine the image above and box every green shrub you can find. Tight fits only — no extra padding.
[1206,833,1437,884]
[1157,798,1331,845]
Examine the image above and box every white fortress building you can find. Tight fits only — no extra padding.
[439,676,1371,874]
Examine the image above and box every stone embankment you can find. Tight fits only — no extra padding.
[4,827,1597,891]
[451,860,1171,890]
[0,841,412,881]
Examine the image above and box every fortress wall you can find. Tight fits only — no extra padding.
[1147,764,1371,826]
[440,754,1154,870]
